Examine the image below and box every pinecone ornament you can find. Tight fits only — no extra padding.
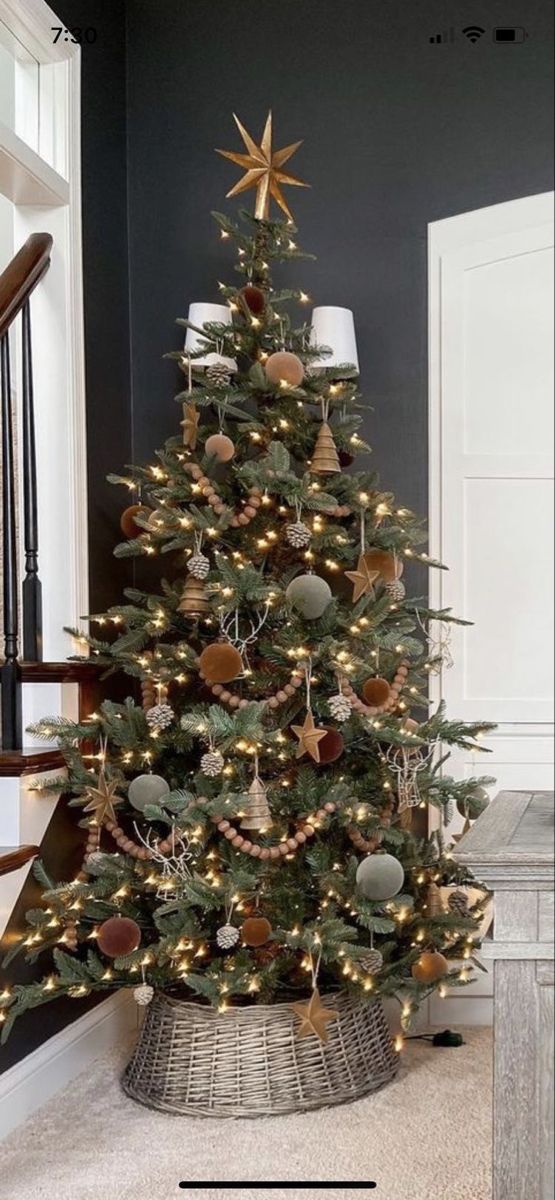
[216,924,240,950]
[205,362,231,389]
[328,692,352,722]
[286,520,312,549]
[448,889,470,918]
[133,983,154,1007]
[359,948,384,975]
[145,703,175,731]
[384,579,406,602]
[201,749,224,777]
[187,551,210,580]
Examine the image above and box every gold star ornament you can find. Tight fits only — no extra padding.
[291,709,328,763]
[216,111,309,222]
[290,988,339,1043]
[181,401,200,450]
[82,771,123,826]
[344,554,380,604]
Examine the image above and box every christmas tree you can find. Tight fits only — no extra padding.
[1,114,494,1047]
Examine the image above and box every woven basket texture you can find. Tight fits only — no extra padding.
[122,989,398,1117]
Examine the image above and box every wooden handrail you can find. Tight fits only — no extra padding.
[0,233,53,339]
[0,845,39,878]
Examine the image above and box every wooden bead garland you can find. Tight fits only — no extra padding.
[209,802,337,860]
[183,460,350,525]
[347,801,394,853]
[199,663,305,711]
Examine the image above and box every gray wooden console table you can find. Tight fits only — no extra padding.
[455,790,554,1200]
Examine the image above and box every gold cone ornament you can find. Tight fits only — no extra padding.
[425,881,445,918]
[178,576,210,616]
[240,776,273,832]
[310,422,341,475]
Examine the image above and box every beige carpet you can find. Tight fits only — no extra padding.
[0,1029,492,1200]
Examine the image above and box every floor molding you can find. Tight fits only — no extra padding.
[0,989,137,1141]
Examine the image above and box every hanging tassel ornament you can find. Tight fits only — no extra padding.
[286,500,312,549]
[240,757,273,831]
[178,575,210,615]
[310,399,341,475]
[187,532,210,580]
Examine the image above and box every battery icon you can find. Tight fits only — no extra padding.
[493,27,528,42]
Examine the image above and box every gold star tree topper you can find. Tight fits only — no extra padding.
[216,111,309,222]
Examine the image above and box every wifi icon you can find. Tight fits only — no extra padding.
[462,25,486,42]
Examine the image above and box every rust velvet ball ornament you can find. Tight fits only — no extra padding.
[198,642,243,683]
[362,676,391,707]
[205,433,235,462]
[240,284,266,315]
[316,726,344,764]
[97,916,141,959]
[411,950,449,984]
[240,917,272,947]
[364,549,403,582]
[120,504,152,539]
[337,448,354,467]
[265,350,305,389]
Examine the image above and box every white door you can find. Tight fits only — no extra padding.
[429,192,554,813]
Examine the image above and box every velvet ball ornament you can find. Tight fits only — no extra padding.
[128,773,170,812]
[337,448,354,467]
[364,549,403,583]
[120,504,152,539]
[205,433,235,463]
[240,284,266,315]
[356,853,405,901]
[411,950,449,984]
[456,785,490,819]
[240,917,272,947]
[286,573,332,620]
[97,916,141,958]
[362,676,391,706]
[265,350,304,389]
[316,726,344,764]
[198,642,243,684]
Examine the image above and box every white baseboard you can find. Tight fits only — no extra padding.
[0,989,137,1141]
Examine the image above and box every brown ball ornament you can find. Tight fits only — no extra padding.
[362,676,391,706]
[240,917,272,947]
[338,448,354,467]
[97,916,141,959]
[265,351,304,389]
[364,549,403,582]
[205,433,235,462]
[120,504,152,539]
[316,726,345,764]
[198,642,243,684]
[240,284,266,315]
[411,950,449,984]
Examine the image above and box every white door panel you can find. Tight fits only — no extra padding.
[429,194,555,809]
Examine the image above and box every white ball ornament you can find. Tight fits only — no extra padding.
[356,853,405,901]
[286,573,332,620]
[128,773,170,812]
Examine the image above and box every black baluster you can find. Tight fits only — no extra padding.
[21,300,42,661]
[1,332,22,749]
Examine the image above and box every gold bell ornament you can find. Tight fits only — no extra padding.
[310,400,340,475]
[240,759,273,831]
[178,576,210,615]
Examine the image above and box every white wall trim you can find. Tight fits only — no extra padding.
[0,990,136,1141]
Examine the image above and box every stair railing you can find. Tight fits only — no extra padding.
[0,233,53,750]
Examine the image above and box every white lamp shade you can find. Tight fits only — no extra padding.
[184,302,237,370]
[309,306,359,374]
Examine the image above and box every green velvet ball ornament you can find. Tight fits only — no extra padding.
[128,774,170,812]
[456,785,490,819]
[356,853,405,901]
[285,573,332,620]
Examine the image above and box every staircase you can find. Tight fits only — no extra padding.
[0,237,99,937]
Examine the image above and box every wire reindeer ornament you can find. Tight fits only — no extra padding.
[134,823,194,900]
[385,738,438,812]
[219,605,271,673]
[415,611,454,673]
